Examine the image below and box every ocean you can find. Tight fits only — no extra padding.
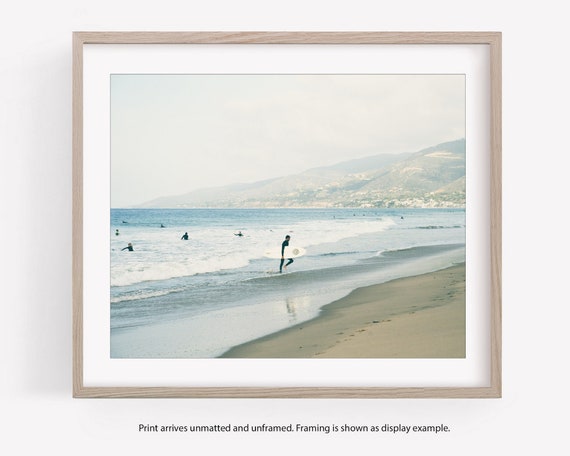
[110,207,465,358]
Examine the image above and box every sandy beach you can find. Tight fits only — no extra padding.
[221,263,465,358]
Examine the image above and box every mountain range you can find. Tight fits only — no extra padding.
[139,138,466,209]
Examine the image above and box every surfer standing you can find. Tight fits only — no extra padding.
[280,235,294,273]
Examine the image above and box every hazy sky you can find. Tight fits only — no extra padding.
[111,74,465,207]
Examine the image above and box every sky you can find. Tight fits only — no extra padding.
[111,74,465,207]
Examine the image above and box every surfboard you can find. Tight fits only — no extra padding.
[263,245,306,259]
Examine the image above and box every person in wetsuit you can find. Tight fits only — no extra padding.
[121,243,134,251]
[280,235,294,273]
[181,232,189,240]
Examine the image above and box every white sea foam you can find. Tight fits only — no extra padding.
[110,287,188,304]
[110,208,466,357]
[111,212,396,287]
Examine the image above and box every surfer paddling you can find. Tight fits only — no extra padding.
[280,235,294,273]
[121,242,134,252]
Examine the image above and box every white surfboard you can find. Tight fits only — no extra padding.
[263,245,306,259]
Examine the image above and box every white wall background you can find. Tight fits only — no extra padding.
[1,1,566,454]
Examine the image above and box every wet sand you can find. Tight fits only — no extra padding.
[220,263,465,358]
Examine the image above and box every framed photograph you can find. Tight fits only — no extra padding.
[73,32,501,398]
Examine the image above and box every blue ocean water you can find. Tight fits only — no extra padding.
[110,207,465,358]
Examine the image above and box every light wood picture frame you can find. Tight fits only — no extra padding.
[73,31,501,398]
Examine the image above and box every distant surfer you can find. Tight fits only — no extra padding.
[161,224,165,228]
[121,242,134,251]
[181,232,189,240]
[115,229,119,236]
[235,231,244,237]
[280,235,294,273]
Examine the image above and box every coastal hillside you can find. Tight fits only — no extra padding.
[139,139,466,208]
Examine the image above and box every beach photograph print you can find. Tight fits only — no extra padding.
[110,74,466,359]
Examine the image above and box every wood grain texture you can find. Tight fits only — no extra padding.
[72,32,85,398]
[73,386,501,399]
[489,32,502,398]
[72,31,501,398]
[73,30,501,45]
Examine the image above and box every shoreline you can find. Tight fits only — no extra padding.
[220,263,465,358]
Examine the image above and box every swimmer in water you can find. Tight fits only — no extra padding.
[121,243,134,251]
